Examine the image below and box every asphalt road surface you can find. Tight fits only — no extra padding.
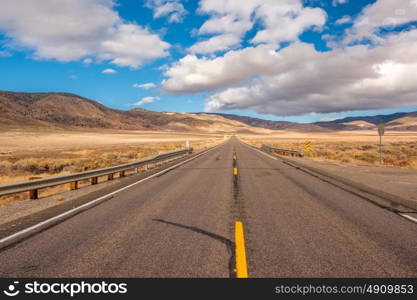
[1,138,417,277]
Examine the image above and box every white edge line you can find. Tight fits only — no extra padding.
[398,213,417,224]
[0,143,223,250]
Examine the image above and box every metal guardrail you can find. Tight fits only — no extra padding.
[261,145,303,157]
[0,148,193,199]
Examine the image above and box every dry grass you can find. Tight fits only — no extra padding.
[0,141,218,182]
[240,130,417,168]
[0,129,222,206]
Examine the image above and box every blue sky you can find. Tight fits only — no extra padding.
[0,0,416,123]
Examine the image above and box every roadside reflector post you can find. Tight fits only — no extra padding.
[29,189,38,200]
[378,124,385,165]
[108,174,114,181]
[70,181,78,190]
[91,177,98,185]
[144,164,148,171]
[119,171,125,177]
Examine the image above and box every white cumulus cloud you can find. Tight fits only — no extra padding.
[131,96,160,106]
[205,30,417,116]
[189,0,326,54]
[189,34,241,54]
[102,68,117,74]
[335,15,352,26]
[332,0,348,7]
[162,45,281,94]
[0,0,170,68]
[163,26,417,116]
[344,0,417,44]
[145,0,187,23]
[133,82,157,89]
[250,1,327,45]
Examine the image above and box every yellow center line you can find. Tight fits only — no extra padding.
[235,221,248,278]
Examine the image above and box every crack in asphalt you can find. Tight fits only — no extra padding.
[232,151,247,221]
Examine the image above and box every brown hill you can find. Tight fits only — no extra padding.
[0,91,145,129]
[315,112,417,130]
[210,113,328,132]
[0,91,268,133]
[385,113,417,131]
[212,111,417,132]
[2,90,415,133]
[340,120,375,129]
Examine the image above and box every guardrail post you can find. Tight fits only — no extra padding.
[119,171,125,177]
[28,176,41,199]
[91,177,98,185]
[70,181,78,190]
[29,189,38,200]
[108,174,114,181]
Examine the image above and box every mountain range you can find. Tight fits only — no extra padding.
[1,90,416,133]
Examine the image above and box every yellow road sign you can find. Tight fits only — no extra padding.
[305,141,311,153]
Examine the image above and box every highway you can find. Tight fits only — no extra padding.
[1,138,417,278]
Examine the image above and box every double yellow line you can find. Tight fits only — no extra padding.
[235,221,248,278]
[232,151,248,278]
[233,151,238,176]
